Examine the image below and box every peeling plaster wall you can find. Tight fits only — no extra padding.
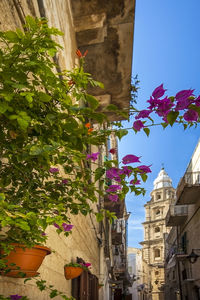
[71,0,135,112]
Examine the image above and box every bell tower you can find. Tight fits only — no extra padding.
[140,168,175,300]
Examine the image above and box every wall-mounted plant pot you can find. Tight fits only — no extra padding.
[0,243,51,278]
[98,284,104,289]
[64,266,83,280]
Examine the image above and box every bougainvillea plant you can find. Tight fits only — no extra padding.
[0,16,200,299]
[0,16,151,250]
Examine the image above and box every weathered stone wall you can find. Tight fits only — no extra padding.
[0,1,102,299]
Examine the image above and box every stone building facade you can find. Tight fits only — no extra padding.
[165,139,200,300]
[127,247,143,300]
[140,168,176,300]
[0,1,135,299]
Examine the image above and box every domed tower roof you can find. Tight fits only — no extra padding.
[153,168,172,190]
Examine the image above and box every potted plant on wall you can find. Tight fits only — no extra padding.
[64,262,91,280]
[0,243,51,278]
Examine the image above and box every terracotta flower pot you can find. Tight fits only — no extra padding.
[64,266,83,280]
[0,243,51,278]
[98,285,104,289]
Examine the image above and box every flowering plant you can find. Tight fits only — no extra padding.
[64,262,91,272]
[0,16,151,251]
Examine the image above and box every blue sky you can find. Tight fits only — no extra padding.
[119,0,200,248]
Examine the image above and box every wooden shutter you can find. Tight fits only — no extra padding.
[72,271,98,300]
[72,276,80,299]
[80,271,89,300]
[88,274,99,300]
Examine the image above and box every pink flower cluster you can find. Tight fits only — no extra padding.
[106,155,151,202]
[54,223,74,232]
[80,262,91,268]
[133,84,200,131]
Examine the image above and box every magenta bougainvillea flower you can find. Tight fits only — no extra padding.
[109,148,116,154]
[41,232,47,236]
[137,165,152,173]
[119,166,132,177]
[106,185,121,192]
[84,262,91,267]
[106,167,121,182]
[130,179,141,185]
[156,97,174,116]
[108,194,119,202]
[147,96,160,110]
[86,152,100,162]
[61,179,68,184]
[62,223,74,232]
[133,120,144,131]
[122,154,140,165]
[10,296,22,300]
[175,89,194,101]
[152,84,166,99]
[49,167,59,173]
[135,109,152,120]
[175,98,191,110]
[183,109,199,122]
[194,96,200,106]
[53,223,60,229]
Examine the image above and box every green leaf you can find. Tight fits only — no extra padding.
[48,48,57,57]
[95,167,105,181]
[105,104,118,111]
[161,122,168,129]
[17,220,30,231]
[0,102,9,114]
[0,193,5,201]
[30,145,43,156]
[50,290,58,298]
[167,111,179,126]
[24,277,32,284]
[143,127,150,137]
[96,212,104,222]
[115,129,128,140]
[90,112,107,123]
[90,79,104,89]
[85,94,99,110]
[4,31,19,42]
[38,92,52,102]
[140,173,148,182]
[17,117,29,130]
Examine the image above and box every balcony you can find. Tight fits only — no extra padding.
[176,171,200,204]
[112,231,123,245]
[104,196,125,218]
[166,245,187,264]
[166,205,188,226]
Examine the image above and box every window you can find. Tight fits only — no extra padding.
[155,209,161,218]
[155,271,159,276]
[181,232,187,254]
[156,193,161,200]
[154,249,160,258]
[155,227,160,233]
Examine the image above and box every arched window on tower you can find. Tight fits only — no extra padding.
[155,209,161,219]
[154,226,161,238]
[154,248,161,259]
[156,192,161,200]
